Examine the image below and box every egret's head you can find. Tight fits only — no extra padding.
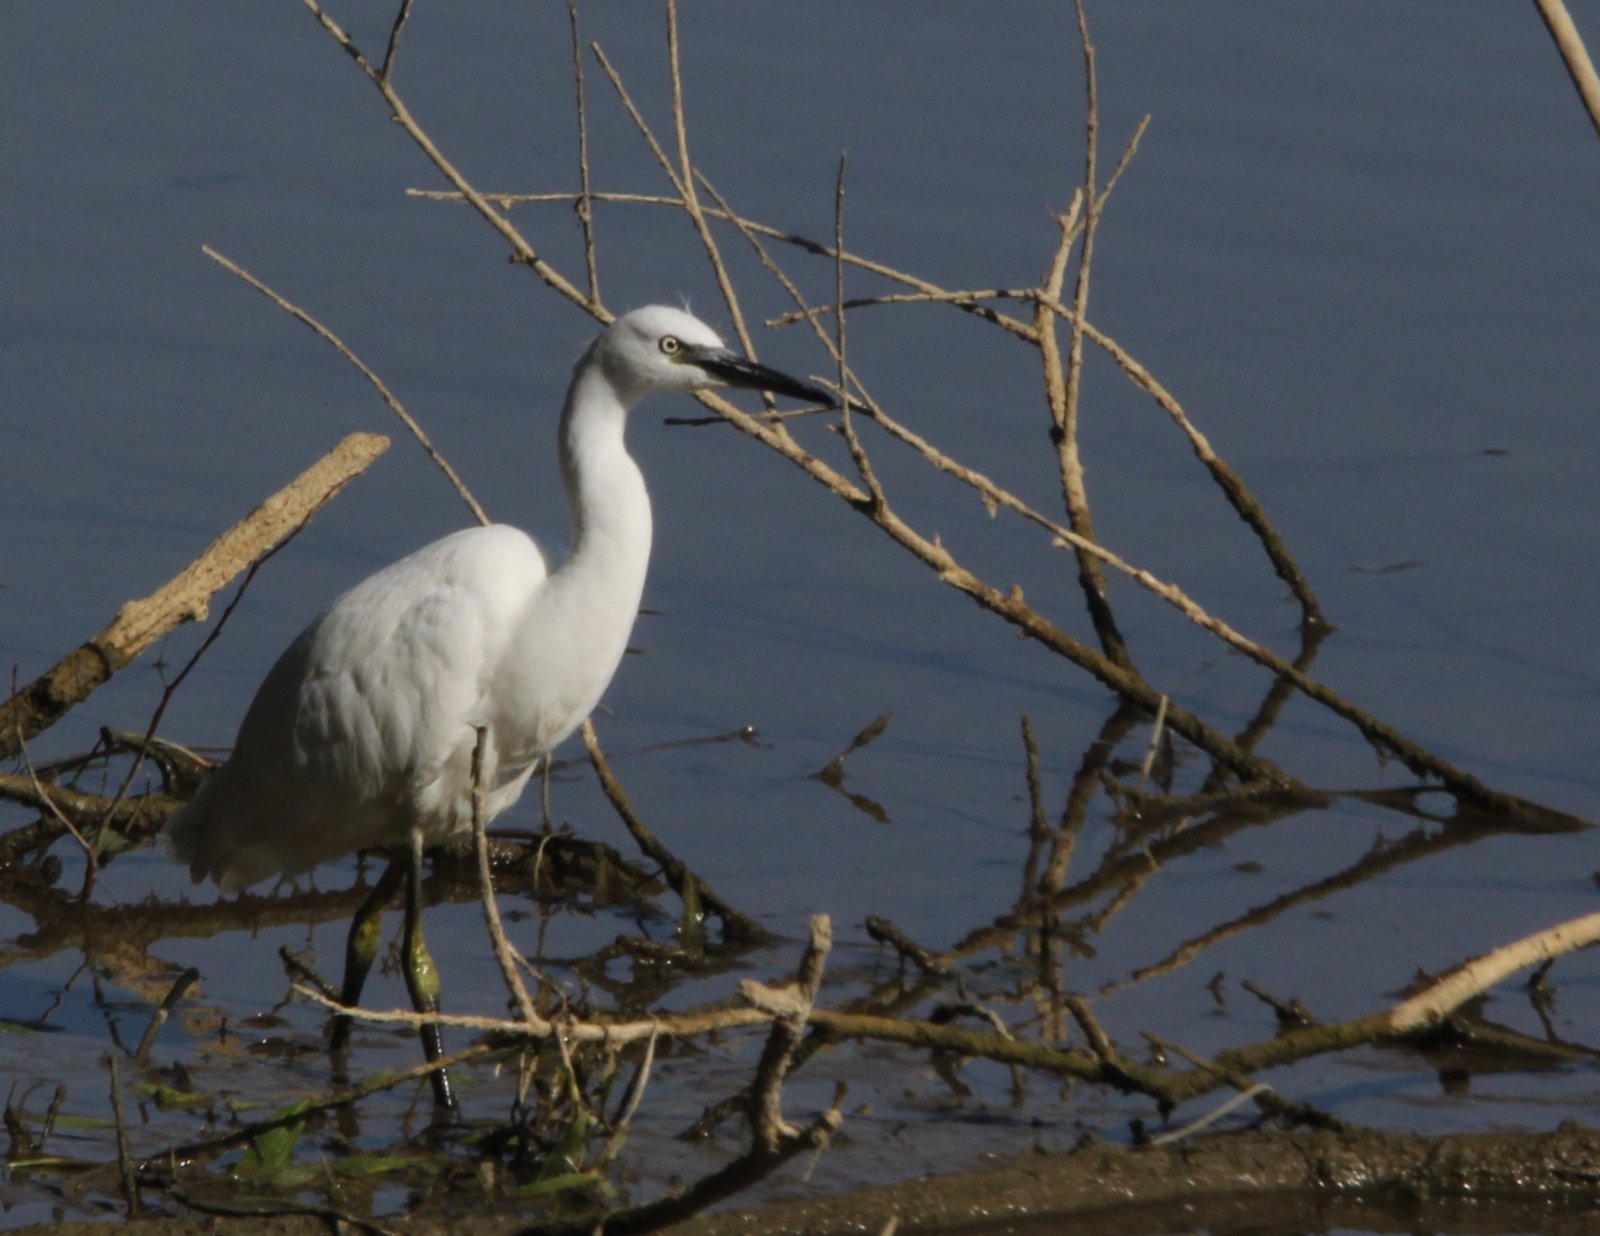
[597,305,828,404]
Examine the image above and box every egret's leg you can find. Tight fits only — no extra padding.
[401,827,456,1111]
[330,860,405,1052]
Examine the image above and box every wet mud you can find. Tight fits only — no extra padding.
[682,1124,1600,1236]
[15,1123,1600,1235]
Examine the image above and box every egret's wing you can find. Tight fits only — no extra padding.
[167,525,547,888]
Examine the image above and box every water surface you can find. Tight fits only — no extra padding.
[3,3,1599,1227]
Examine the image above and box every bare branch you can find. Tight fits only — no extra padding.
[580,719,773,944]
[0,432,389,762]
[299,0,597,315]
[566,0,600,302]
[1533,0,1600,140]
[1388,910,1600,1032]
[379,0,413,83]
[831,153,885,509]
[470,725,544,1030]
[202,246,489,527]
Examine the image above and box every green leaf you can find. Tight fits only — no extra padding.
[536,1107,591,1183]
[136,1084,211,1112]
[7,1155,92,1171]
[46,1113,119,1131]
[235,1099,314,1182]
[511,1169,604,1199]
[333,1153,423,1178]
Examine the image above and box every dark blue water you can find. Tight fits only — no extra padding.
[3,2,1599,1224]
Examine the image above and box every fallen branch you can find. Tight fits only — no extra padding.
[0,431,390,763]
[1387,909,1600,1032]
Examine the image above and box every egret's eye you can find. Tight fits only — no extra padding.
[659,336,682,357]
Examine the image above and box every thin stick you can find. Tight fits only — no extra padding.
[693,170,821,445]
[589,45,685,203]
[1135,695,1169,792]
[665,3,741,338]
[865,915,949,978]
[768,287,1044,323]
[566,0,600,302]
[1044,1,1128,666]
[13,719,94,860]
[832,153,884,508]
[1029,288,1323,628]
[293,978,775,1043]
[1063,995,1116,1060]
[134,967,200,1064]
[1533,0,1600,140]
[85,550,282,895]
[470,726,543,1030]
[298,0,596,317]
[409,183,1036,340]
[744,915,832,1152]
[580,719,772,944]
[595,23,757,367]
[1147,1083,1272,1146]
[597,1022,660,1167]
[379,0,413,82]
[106,1055,140,1216]
[202,246,490,528]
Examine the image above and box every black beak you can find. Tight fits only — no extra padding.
[686,346,832,405]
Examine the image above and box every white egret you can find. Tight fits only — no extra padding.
[166,305,826,1109]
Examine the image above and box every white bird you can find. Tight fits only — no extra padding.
[165,305,826,1109]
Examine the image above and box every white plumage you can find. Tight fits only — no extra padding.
[163,304,823,1109]
[168,525,555,888]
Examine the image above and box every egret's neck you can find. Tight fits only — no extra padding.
[557,356,653,601]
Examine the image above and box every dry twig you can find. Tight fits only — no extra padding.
[202,246,489,527]
[471,726,543,1030]
[1534,0,1600,140]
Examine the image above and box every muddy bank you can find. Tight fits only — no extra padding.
[676,1123,1600,1236]
[15,1122,1600,1235]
